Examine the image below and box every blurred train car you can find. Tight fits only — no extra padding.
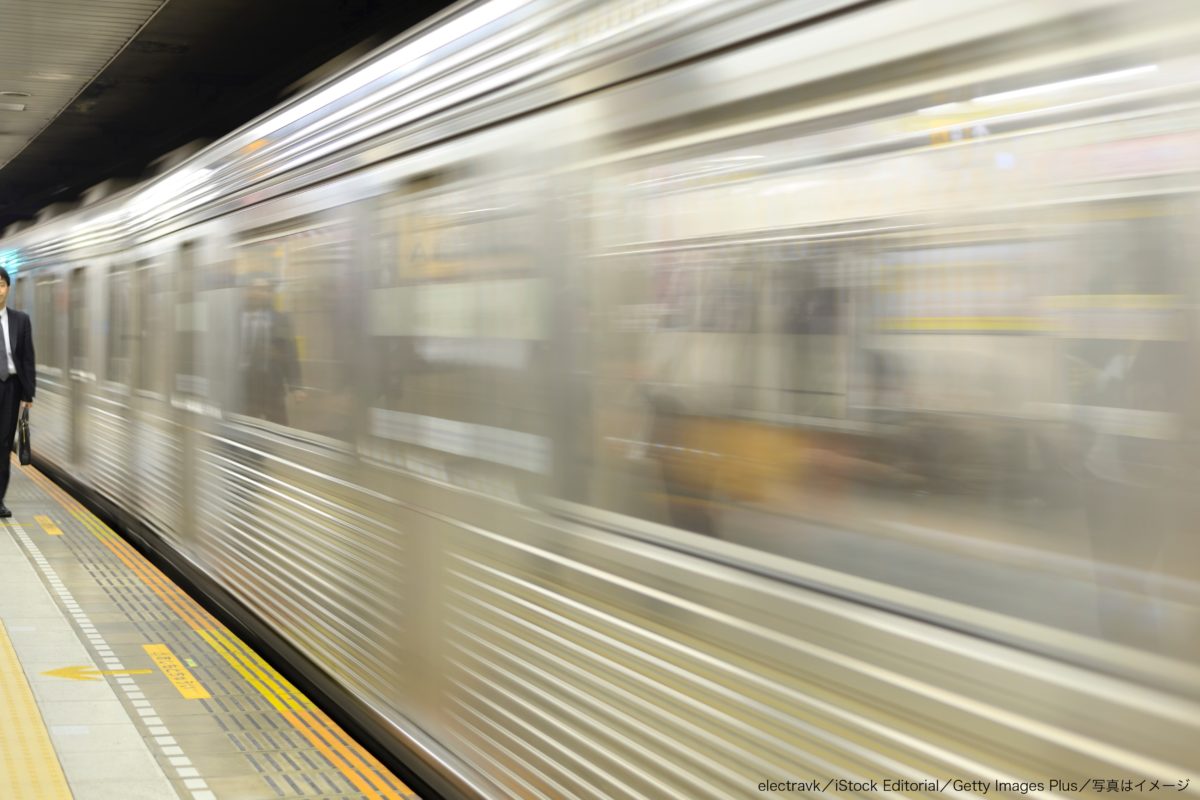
[3,0,1199,797]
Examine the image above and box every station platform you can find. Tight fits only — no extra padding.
[0,457,419,800]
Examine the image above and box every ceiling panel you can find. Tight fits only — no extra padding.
[0,0,456,230]
[0,0,167,166]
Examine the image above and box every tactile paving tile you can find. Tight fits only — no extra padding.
[0,621,73,800]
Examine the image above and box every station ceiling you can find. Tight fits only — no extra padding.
[0,0,454,231]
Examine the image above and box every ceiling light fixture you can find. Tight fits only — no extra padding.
[0,91,30,98]
[0,103,26,112]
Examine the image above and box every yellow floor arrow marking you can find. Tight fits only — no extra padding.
[34,515,62,536]
[41,666,153,681]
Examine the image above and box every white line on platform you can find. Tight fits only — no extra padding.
[10,521,213,797]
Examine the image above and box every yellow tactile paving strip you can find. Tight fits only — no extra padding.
[22,462,418,800]
[0,620,73,800]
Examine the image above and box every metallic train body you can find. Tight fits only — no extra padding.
[3,0,1199,797]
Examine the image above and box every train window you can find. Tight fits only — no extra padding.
[232,218,356,441]
[174,242,205,397]
[106,267,135,387]
[362,170,547,500]
[34,275,63,373]
[568,93,1198,659]
[68,268,88,376]
[12,276,28,312]
[138,262,171,397]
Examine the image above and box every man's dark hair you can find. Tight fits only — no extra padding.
[0,268,10,287]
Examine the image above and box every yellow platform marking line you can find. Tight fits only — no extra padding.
[20,464,417,800]
[33,515,62,536]
[881,315,1048,331]
[0,621,73,800]
[143,644,210,699]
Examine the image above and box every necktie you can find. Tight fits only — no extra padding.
[256,313,269,363]
[242,312,268,369]
[0,318,10,381]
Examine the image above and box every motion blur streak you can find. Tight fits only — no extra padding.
[2,0,1198,797]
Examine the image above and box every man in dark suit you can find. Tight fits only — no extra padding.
[0,267,34,517]
[239,276,302,425]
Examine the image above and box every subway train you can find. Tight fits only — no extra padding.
[3,0,1200,797]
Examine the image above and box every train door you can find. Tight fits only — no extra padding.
[95,264,137,506]
[67,266,91,466]
[131,258,182,541]
[33,273,69,465]
[173,242,202,548]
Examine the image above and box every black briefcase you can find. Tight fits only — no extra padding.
[17,406,30,466]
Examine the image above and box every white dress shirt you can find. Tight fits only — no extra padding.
[0,307,15,377]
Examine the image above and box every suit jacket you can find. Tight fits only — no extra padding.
[239,308,298,389]
[5,308,35,403]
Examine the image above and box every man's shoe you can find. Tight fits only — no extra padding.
[0,505,11,518]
